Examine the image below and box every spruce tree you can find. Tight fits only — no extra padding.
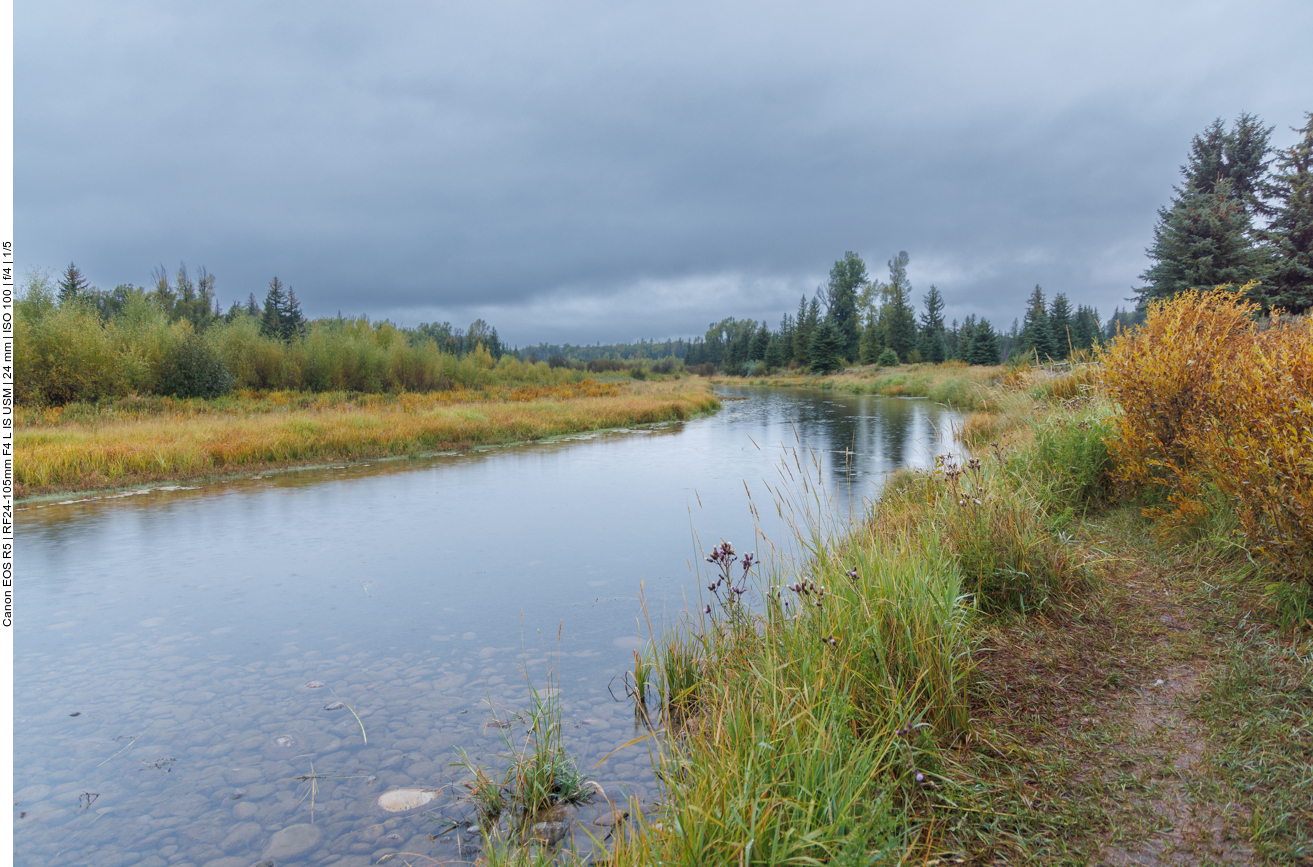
[1018,286,1056,361]
[966,319,1000,365]
[917,285,946,363]
[859,312,883,365]
[792,296,811,369]
[826,252,867,360]
[282,288,307,341]
[1264,113,1313,313]
[1140,179,1267,303]
[808,318,841,373]
[1141,115,1273,303]
[261,277,289,340]
[57,262,89,303]
[1048,292,1073,360]
[882,252,917,362]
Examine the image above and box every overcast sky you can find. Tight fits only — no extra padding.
[16,1,1313,345]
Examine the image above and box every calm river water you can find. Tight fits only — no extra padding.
[15,386,961,867]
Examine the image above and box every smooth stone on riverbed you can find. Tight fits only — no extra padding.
[262,823,322,858]
[376,788,439,812]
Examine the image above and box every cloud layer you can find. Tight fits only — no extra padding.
[17,0,1313,343]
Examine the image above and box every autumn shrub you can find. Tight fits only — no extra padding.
[1101,288,1313,588]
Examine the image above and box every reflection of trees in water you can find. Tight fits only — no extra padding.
[782,393,956,496]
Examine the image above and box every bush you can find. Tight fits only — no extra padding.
[629,365,648,380]
[1101,288,1313,588]
[158,333,234,398]
[876,347,899,367]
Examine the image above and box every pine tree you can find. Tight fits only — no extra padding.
[917,285,946,363]
[1018,286,1057,361]
[777,312,795,366]
[261,277,289,340]
[882,252,917,362]
[808,318,842,373]
[792,296,811,369]
[966,319,1000,365]
[57,262,89,302]
[955,316,977,362]
[1071,305,1101,352]
[245,293,261,317]
[1264,113,1313,313]
[859,312,883,365]
[764,335,784,370]
[1141,115,1273,304]
[1140,179,1267,303]
[282,288,307,341]
[1048,292,1073,360]
[825,252,867,360]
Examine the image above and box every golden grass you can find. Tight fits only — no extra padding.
[16,380,720,498]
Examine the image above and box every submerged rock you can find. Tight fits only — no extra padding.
[263,823,322,858]
[323,700,346,711]
[377,787,439,812]
[303,680,325,689]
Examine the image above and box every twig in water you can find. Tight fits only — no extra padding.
[95,735,141,768]
[329,688,368,744]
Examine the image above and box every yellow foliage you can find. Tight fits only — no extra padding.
[1100,288,1313,582]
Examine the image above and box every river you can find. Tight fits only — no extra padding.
[14,386,961,866]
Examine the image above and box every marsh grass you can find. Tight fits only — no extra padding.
[719,361,1001,410]
[15,380,720,497]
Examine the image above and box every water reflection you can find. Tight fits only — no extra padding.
[15,387,960,866]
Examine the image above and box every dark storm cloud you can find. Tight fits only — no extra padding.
[16,0,1313,344]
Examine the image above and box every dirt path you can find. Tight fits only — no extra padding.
[961,513,1281,866]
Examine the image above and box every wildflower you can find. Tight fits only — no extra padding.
[703,604,711,615]
[915,772,924,783]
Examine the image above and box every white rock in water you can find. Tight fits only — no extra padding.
[263,823,322,858]
[377,788,439,812]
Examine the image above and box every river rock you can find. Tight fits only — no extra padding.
[376,787,439,812]
[262,823,322,859]
[219,821,262,852]
[232,801,259,820]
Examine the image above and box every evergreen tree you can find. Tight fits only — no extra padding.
[260,277,288,340]
[1048,292,1073,360]
[1264,112,1313,313]
[777,312,795,366]
[283,289,307,341]
[1140,179,1267,303]
[1141,115,1274,304]
[1018,285,1057,361]
[875,347,899,367]
[859,312,883,365]
[792,296,812,369]
[955,316,977,362]
[751,323,770,361]
[882,252,917,362]
[966,318,1000,365]
[825,252,867,360]
[58,262,89,303]
[246,293,262,317]
[1071,305,1101,352]
[917,285,946,363]
[808,318,842,373]
[764,335,784,370]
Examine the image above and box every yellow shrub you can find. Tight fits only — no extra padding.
[1101,289,1313,584]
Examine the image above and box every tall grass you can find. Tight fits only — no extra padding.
[739,361,1000,411]
[15,381,720,496]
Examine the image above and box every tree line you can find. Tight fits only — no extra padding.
[1141,112,1313,313]
[683,251,1112,376]
[19,266,538,406]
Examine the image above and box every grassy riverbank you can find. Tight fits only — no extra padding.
[712,360,1005,410]
[15,379,720,498]
[476,296,1310,866]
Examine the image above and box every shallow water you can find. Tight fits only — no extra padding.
[15,386,961,866]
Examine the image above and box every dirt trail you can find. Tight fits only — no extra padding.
[968,531,1261,866]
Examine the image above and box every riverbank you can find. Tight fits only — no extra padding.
[15,379,720,499]
[473,305,1309,865]
[711,360,1004,411]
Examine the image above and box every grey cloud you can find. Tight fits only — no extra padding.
[17,0,1313,344]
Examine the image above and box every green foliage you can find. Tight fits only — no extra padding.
[875,346,899,367]
[808,317,842,373]
[1263,112,1313,313]
[16,285,123,406]
[881,251,917,362]
[1140,179,1268,304]
[918,285,947,363]
[965,318,1000,365]
[826,252,867,359]
[57,262,90,302]
[259,276,305,342]
[1010,406,1114,513]
[157,332,234,399]
[1017,285,1057,361]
